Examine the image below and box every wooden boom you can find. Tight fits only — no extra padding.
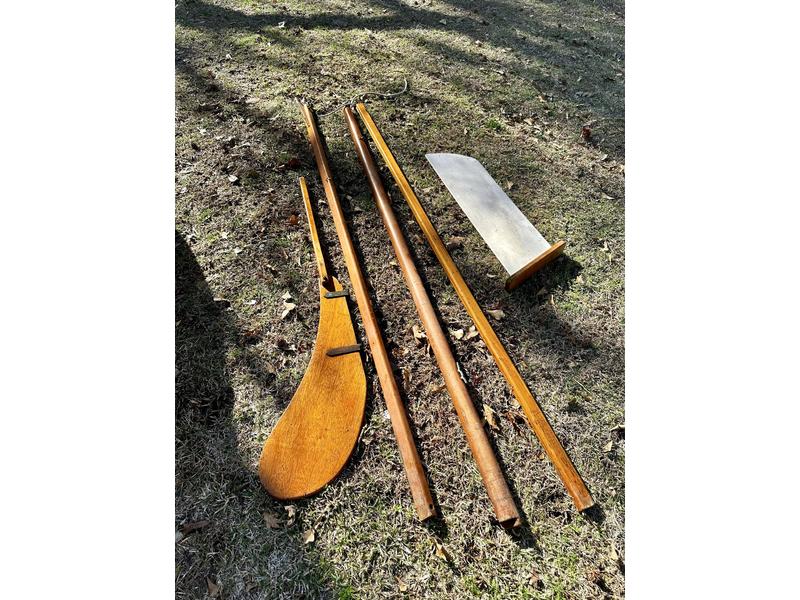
[258,177,366,499]
[299,103,436,521]
[355,103,595,512]
[344,106,521,527]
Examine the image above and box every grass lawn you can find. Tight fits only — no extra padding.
[176,0,624,597]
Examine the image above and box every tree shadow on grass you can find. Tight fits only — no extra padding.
[177,0,624,157]
[176,231,340,599]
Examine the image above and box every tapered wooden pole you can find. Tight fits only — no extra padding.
[299,103,436,521]
[344,106,521,527]
[355,103,595,512]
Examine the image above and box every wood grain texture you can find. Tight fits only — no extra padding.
[300,103,436,521]
[356,103,595,512]
[258,178,367,500]
[505,240,566,291]
[345,106,521,527]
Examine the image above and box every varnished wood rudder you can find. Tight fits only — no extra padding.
[356,103,595,512]
[258,178,367,500]
[299,103,437,521]
[345,106,521,527]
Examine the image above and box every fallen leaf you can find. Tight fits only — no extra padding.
[233,247,242,255]
[278,157,301,171]
[587,569,603,586]
[445,236,465,251]
[464,326,479,340]
[277,21,286,28]
[397,577,408,592]
[281,291,293,301]
[412,324,427,345]
[389,259,398,267]
[206,577,220,598]
[483,403,499,431]
[225,53,232,60]
[433,539,448,560]
[263,511,282,529]
[302,528,315,544]
[603,439,614,453]
[451,328,464,340]
[530,568,543,589]
[284,505,297,527]
[506,181,514,190]
[581,126,592,142]
[228,174,239,184]
[439,19,447,25]
[288,213,299,226]
[220,231,229,240]
[178,520,210,537]
[504,410,526,432]
[609,545,619,562]
[402,367,412,389]
[486,309,505,321]
[281,302,297,319]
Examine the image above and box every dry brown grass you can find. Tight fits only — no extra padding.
[176,0,624,597]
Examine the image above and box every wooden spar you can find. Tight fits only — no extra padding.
[258,177,367,500]
[344,106,521,527]
[355,103,595,512]
[299,103,437,521]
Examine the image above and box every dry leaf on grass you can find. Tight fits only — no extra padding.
[445,236,465,250]
[281,302,297,319]
[433,539,448,560]
[486,309,505,321]
[412,324,427,345]
[228,174,239,184]
[176,519,210,542]
[464,325,479,340]
[281,291,292,300]
[603,439,614,453]
[302,528,316,544]
[504,410,526,432]
[396,577,408,592]
[206,577,220,598]
[483,403,499,431]
[287,213,299,226]
[450,328,464,340]
[284,505,296,527]
[402,368,412,389]
[609,544,619,563]
[263,511,282,529]
[530,568,543,589]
